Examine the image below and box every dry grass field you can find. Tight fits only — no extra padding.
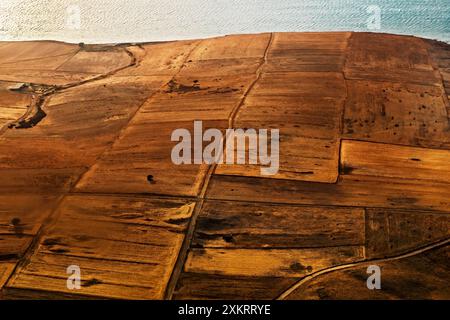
[0,32,449,299]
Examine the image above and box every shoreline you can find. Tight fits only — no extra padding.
[1,30,450,46]
[0,31,449,300]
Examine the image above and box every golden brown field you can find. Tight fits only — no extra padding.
[0,32,449,299]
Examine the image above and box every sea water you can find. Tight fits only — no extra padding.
[0,0,449,43]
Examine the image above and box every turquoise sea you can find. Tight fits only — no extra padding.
[0,0,449,43]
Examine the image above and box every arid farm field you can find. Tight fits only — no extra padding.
[0,32,449,299]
